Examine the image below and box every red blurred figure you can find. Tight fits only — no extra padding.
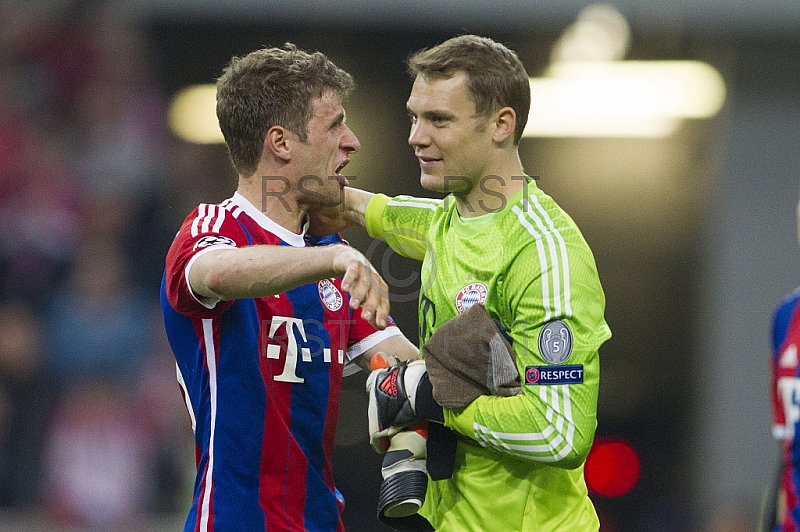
[585,437,640,498]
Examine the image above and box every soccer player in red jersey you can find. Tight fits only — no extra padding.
[161,44,417,532]
[770,196,800,531]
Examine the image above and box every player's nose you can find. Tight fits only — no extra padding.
[341,124,360,153]
[408,120,429,148]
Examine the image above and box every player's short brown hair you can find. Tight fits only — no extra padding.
[408,35,530,144]
[216,43,355,177]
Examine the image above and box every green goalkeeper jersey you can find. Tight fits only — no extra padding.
[365,178,611,532]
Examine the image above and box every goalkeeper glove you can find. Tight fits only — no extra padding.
[377,422,428,519]
[366,358,443,454]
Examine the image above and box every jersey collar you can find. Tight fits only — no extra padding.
[451,176,538,238]
[230,192,309,247]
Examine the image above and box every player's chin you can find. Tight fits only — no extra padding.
[419,172,448,193]
[420,172,465,195]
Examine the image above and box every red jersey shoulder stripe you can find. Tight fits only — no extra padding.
[221,198,243,219]
[191,204,227,237]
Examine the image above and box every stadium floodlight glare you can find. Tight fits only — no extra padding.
[524,60,726,138]
[170,60,725,142]
[168,84,224,144]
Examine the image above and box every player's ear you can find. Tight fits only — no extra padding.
[265,125,292,162]
[491,106,516,145]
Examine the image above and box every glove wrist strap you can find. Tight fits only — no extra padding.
[414,373,443,423]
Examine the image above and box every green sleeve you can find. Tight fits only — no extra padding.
[443,373,597,469]
[364,193,392,238]
[365,193,442,261]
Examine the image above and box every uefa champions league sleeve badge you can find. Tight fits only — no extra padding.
[538,320,573,364]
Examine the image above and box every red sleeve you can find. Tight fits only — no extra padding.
[164,203,248,318]
[345,306,401,363]
[347,308,397,346]
[329,236,400,349]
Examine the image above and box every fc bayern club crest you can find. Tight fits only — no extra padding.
[455,282,488,314]
[318,279,343,311]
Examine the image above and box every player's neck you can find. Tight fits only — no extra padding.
[237,174,307,233]
[455,153,526,219]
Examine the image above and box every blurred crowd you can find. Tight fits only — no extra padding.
[0,2,232,527]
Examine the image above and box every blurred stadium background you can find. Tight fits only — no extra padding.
[0,0,798,530]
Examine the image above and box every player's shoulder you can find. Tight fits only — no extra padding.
[171,197,251,250]
[394,194,446,207]
[773,286,800,352]
[774,287,800,329]
[499,187,599,281]
[187,197,244,231]
[774,286,800,328]
[503,188,583,244]
[385,194,447,216]
[777,286,800,311]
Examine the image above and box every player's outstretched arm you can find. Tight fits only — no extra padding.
[189,243,390,329]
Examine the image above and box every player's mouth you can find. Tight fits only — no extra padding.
[335,159,350,186]
[417,155,442,169]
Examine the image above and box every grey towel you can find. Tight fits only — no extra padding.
[422,304,522,410]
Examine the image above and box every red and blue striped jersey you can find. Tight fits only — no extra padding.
[772,286,800,531]
[161,192,400,532]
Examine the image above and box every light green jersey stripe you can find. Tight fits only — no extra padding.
[512,190,573,321]
[511,205,555,321]
[527,191,573,317]
[471,384,576,461]
[388,195,442,209]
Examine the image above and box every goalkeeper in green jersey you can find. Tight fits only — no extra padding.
[315,35,611,531]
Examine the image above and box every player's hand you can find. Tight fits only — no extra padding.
[307,187,372,236]
[330,245,389,330]
[307,204,350,237]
